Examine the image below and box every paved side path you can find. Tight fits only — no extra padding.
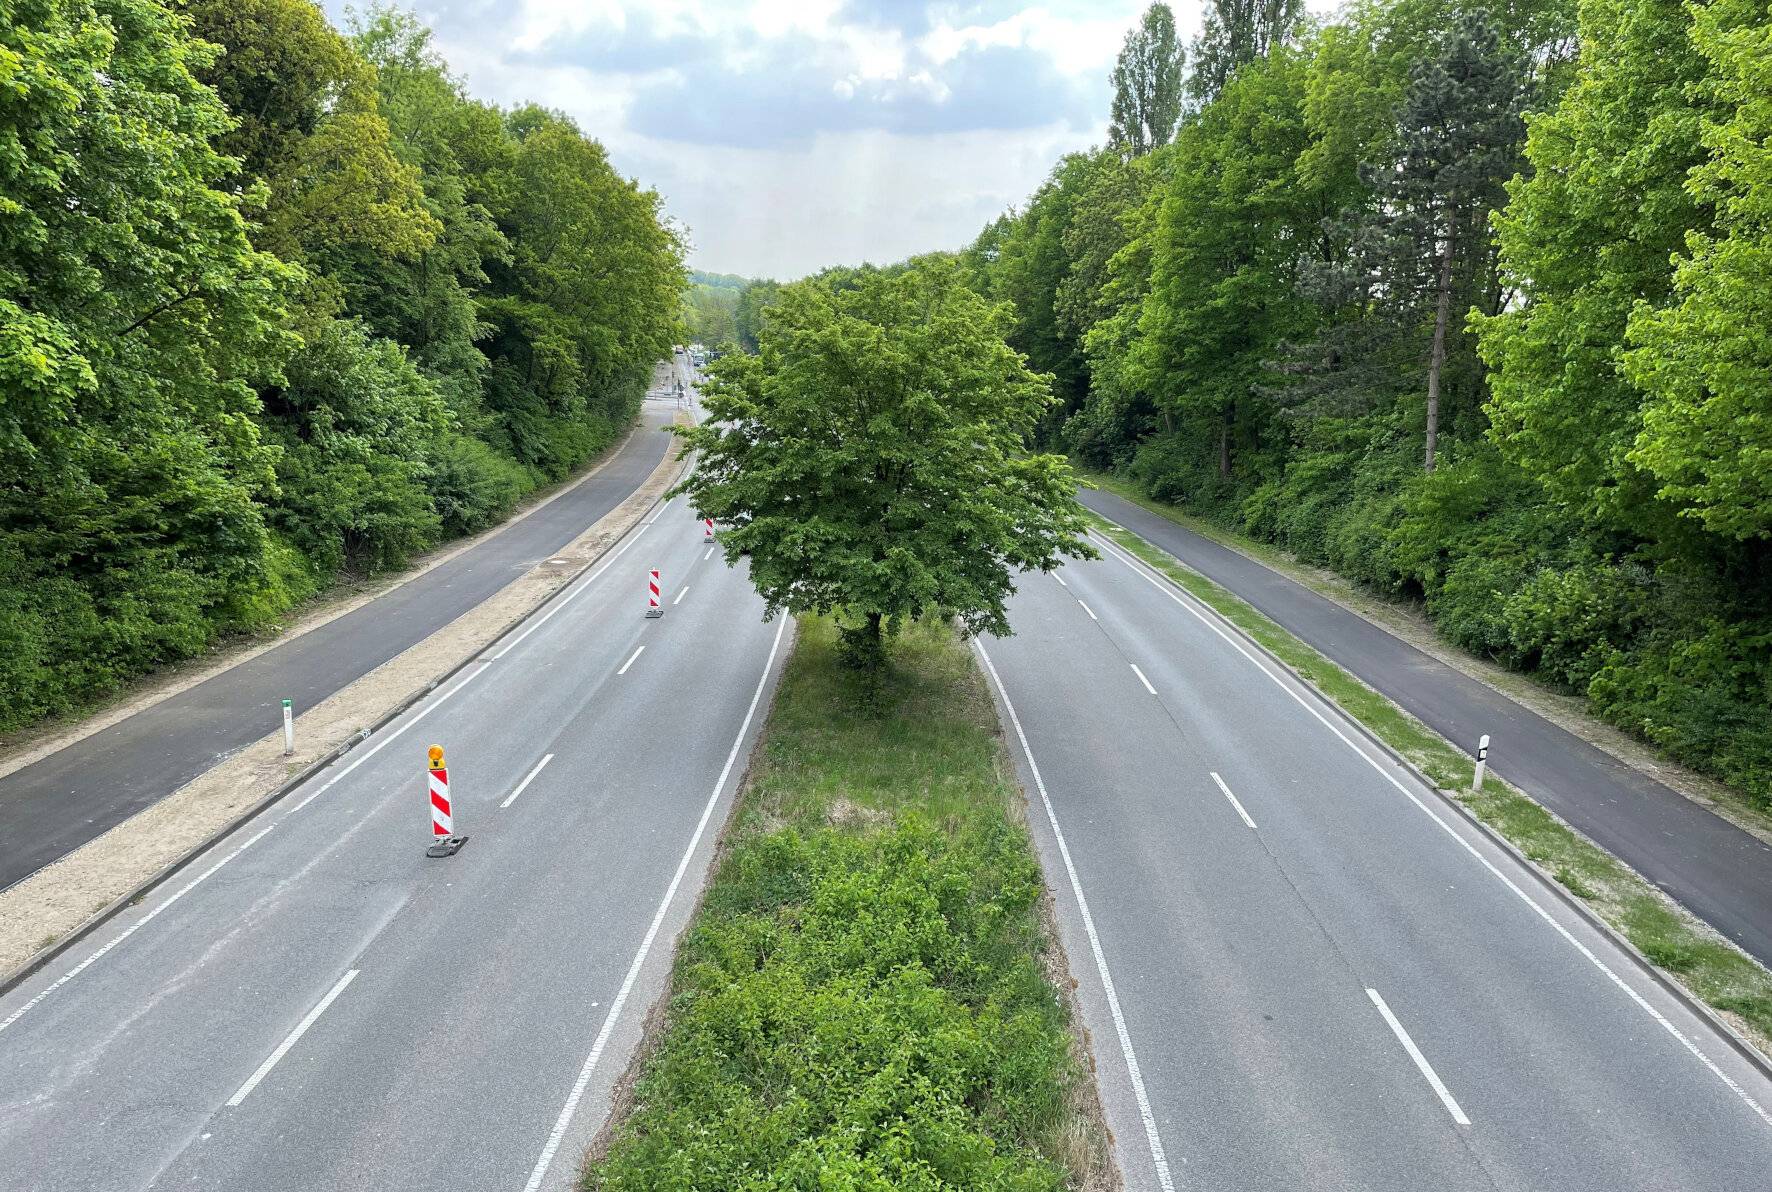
[1079,486,1772,969]
[0,411,674,891]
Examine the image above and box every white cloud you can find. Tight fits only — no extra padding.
[335,1,1248,278]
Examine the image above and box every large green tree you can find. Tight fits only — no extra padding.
[1356,10,1527,471]
[1623,0,1772,541]
[0,0,296,721]
[1188,0,1304,101]
[673,262,1094,666]
[1476,0,1706,522]
[1108,3,1186,155]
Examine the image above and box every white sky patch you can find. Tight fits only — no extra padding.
[329,1,1346,277]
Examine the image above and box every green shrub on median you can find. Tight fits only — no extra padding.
[586,617,1103,1191]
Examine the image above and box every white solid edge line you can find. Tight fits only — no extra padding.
[617,645,645,676]
[1367,987,1471,1126]
[1130,663,1157,696]
[1087,528,1772,1127]
[973,638,1177,1192]
[226,969,359,1108]
[673,585,690,606]
[1210,771,1257,830]
[521,615,788,1192]
[1078,600,1099,621]
[502,754,555,810]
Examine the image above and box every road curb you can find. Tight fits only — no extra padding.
[0,436,696,1002]
[1085,519,1772,1087]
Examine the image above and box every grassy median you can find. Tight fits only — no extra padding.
[584,616,1112,1190]
[1085,511,1772,1051]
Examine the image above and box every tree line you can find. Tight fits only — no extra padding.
[962,0,1772,805]
[0,0,685,730]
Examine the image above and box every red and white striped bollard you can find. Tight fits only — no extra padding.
[425,744,468,857]
[646,568,663,618]
[703,517,715,543]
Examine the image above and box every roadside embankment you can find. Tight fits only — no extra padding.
[0,412,690,982]
[582,616,1117,1191]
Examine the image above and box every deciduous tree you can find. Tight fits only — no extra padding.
[674,262,1095,668]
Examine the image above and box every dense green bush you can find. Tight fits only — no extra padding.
[591,618,1096,1190]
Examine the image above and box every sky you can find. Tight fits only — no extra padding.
[319,3,1263,280]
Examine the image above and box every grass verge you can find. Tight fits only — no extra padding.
[584,616,1114,1191]
[1086,512,1772,1053]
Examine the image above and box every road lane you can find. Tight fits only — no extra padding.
[982,543,1772,1191]
[0,400,682,892]
[1079,486,1772,970]
[0,493,785,1192]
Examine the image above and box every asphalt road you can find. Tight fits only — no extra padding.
[980,531,1772,1191]
[0,403,676,892]
[0,474,785,1191]
[1079,486,1772,970]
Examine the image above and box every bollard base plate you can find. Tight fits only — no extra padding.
[645,608,663,618]
[425,834,469,858]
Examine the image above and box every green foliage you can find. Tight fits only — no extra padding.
[1623,0,1772,541]
[674,262,1095,662]
[1108,3,1185,155]
[0,0,682,731]
[589,618,1099,1190]
[968,0,1767,801]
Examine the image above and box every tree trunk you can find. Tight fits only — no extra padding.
[1425,215,1454,474]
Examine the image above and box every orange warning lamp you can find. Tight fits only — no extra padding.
[428,744,445,768]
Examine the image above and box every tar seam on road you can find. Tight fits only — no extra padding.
[502,754,554,810]
[617,646,645,676]
[1130,663,1157,695]
[973,638,1178,1192]
[520,614,789,1192]
[1210,771,1258,830]
[1087,529,1772,1128]
[226,969,359,1107]
[1366,987,1471,1126]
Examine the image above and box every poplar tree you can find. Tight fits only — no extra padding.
[1188,0,1304,102]
[1108,3,1186,156]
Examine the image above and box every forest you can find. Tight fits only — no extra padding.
[963,0,1772,805]
[0,0,685,730]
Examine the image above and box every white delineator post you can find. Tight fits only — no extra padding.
[281,699,294,756]
[426,744,468,857]
[1472,734,1490,791]
[646,569,663,618]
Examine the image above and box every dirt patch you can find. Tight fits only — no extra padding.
[0,411,691,981]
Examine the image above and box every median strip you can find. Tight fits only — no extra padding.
[582,616,1114,1190]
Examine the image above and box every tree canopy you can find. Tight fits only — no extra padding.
[0,0,683,729]
[962,0,1772,806]
[1109,3,1186,155]
[674,262,1095,667]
